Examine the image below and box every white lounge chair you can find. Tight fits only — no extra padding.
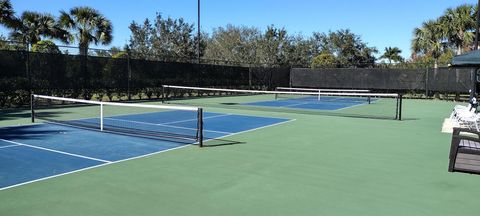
[450,97,478,121]
[451,112,480,131]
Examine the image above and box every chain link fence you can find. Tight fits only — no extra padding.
[0,49,289,107]
[291,68,475,97]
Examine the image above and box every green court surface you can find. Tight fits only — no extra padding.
[1,98,479,215]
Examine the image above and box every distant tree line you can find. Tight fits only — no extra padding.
[411,4,477,68]
[129,17,380,68]
[1,0,479,69]
[0,0,112,56]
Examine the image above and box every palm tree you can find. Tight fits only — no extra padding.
[0,0,16,28]
[9,11,69,46]
[380,47,403,65]
[439,4,475,55]
[412,19,446,68]
[59,7,112,55]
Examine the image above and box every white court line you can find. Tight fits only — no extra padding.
[0,144,20,149]
[0,117,295,191]
[274,97,375,111]
[335,102,370,111]
[335,99,379,111]
[162,113,232,125]
[196,118,297,144]
[0,138,111,163]
[282,101,313,108]
[104,117,231,135]
[0,144,188,191]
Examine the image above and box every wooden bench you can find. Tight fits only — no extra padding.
[449,127,480,174]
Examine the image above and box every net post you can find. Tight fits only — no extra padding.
[425,68,429,98]
[30,94,35,123]
[161,85,165,103]
[100,103,104,131]
[395,94,399,120]
[317,90,321,101]
[398,94,403,121]
[198,108,204,147]
[274,87,278,100]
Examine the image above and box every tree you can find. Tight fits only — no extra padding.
[0,34,13,50]
[204,24,260,65]
[311,29,377,68]
[380,47,404,65]
[311,51,337,68]
[94,46,123,57]
[7,11,68,46]
[287,35,313,67]
[59,6,112,56]
[408,50,453,68]
[412,20,446,68]
[310,32,331,56]
[0,0,16,28]
[128,14,202,61]
[257,25,292,66]
[150,14,196,59]
[128,19,153,60]
[439,4,475,55]
[31,40,60,53]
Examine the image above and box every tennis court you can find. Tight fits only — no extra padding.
[1,98,480,215]
[162,85,402,120]
[259,87,376,111]
[2,0,480,214]
[0,108,291,190]
[244,95,376,110]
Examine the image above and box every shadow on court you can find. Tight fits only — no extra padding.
[0,126,69,141]
[0,109,30,121]
[202,138,246,147]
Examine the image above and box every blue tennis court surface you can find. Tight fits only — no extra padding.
[244,96,376,110]
[0,111,290,190]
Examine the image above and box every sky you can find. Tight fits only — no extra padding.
[0,0,478,58]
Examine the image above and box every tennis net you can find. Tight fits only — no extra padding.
[162,85,403,120]
[275,87,371,93]
[31,94,204,146]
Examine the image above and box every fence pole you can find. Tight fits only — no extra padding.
[248,67,252,89]
[425,68,429,98]
[289,66,293,88]
[127,47,132,101]
[161,85,165,103]
[25,44,31,97]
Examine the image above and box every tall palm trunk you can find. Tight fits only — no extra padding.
[79,42,88,56]
[79,42,89,99]
[456,45,462,55]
